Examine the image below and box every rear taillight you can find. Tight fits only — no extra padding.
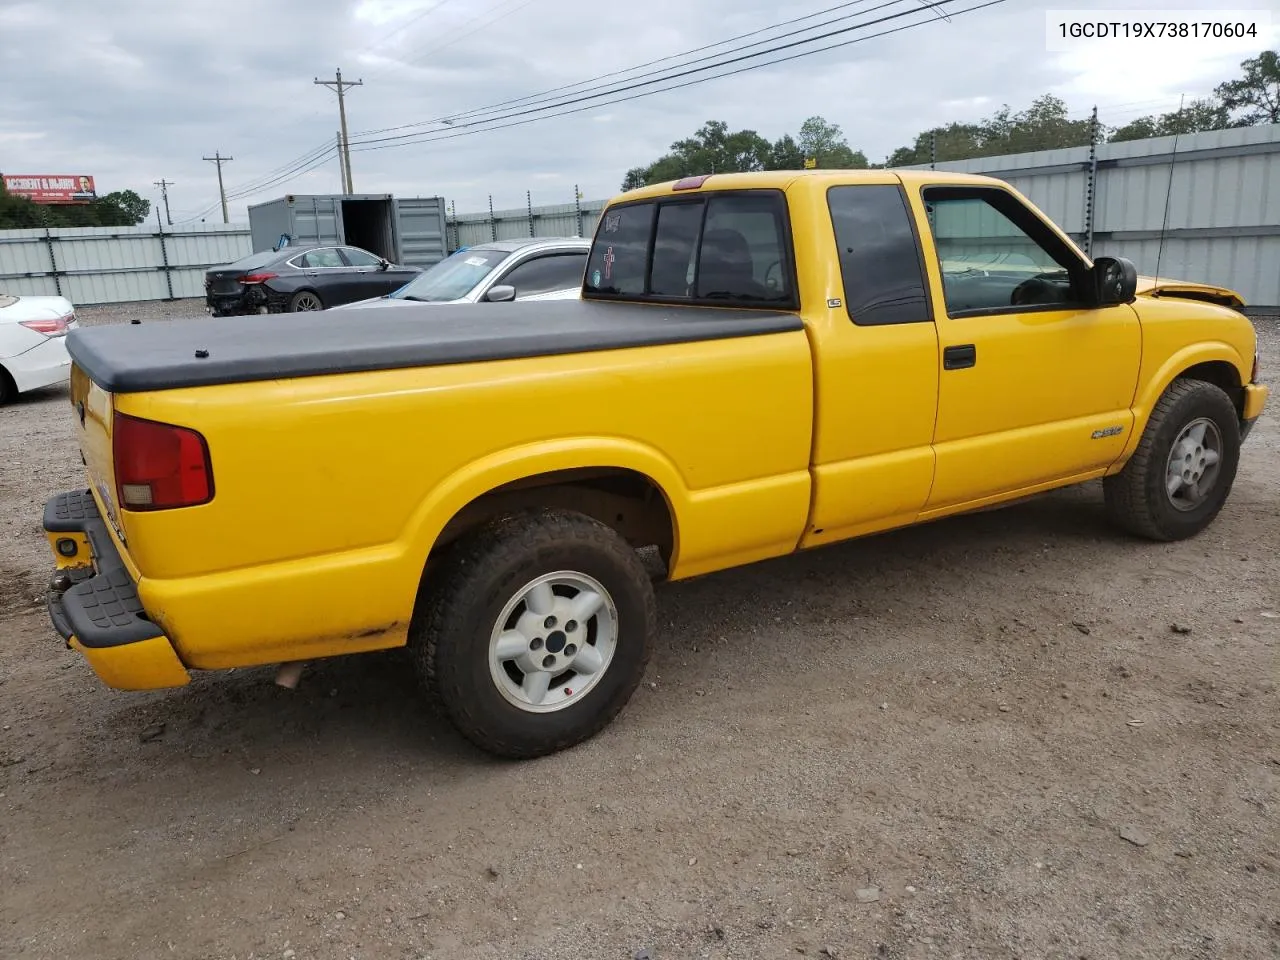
[239,272,277,284]
[112,412,214,511]
[20,315,70,336]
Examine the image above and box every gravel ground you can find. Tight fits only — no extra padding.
[1,304,1277,960]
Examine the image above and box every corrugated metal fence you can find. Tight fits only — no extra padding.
[3,123,1278,305]
[448,197,607,250]
[0,222,251,304]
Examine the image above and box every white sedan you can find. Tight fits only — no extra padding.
[0,293,78,405]
[330,236,590,313]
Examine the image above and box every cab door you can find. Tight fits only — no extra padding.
[907,184,1142,514]
[797,179,941,548]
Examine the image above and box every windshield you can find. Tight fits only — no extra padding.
[390,247,508,301]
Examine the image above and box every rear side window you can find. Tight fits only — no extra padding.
[826,185,931,326]
[585,203,654,295]
[584,190,795,308]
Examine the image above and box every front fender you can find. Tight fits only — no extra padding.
[1117,340,1249,463]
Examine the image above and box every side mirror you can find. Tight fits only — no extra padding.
[378,258,391,271]
[484,284,516,302]
[1091,256,1137,305]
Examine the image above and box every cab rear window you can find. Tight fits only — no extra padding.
[583,190,796,308]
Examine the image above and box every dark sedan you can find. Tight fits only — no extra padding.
[204,244,422,316]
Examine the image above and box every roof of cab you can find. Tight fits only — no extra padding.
[609,168,1007,204]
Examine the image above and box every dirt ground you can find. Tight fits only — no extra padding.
[1,299,1277,960]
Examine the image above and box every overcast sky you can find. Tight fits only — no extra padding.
[1,0,1275,223]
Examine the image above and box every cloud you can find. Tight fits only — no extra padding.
[0,0,1271,222]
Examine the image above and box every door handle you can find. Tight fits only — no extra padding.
[944,344,977,370]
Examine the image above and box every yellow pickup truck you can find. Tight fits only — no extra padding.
[41,170,1268,758]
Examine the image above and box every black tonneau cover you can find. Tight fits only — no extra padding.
[67,300,804,393]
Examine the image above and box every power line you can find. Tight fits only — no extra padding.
[407,0,539,64]
[348,0,1001,153]
[177,143,338,224]
[357,0,454,56]
[222,145,338,203]
[358,0,887,138]
[350,0,965,148]
[202,152,233,224]
[391,0,538,72]
[178,143,329,223]
[315,68,363,193]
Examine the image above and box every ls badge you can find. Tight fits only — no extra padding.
[1091,425,1124,439]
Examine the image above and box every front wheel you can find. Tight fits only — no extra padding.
[1103,378,1241,541]
[412,509,657,759]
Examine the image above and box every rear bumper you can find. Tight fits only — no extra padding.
[205,284,268,316]
[6,335,72,393]
[43,489,190,690]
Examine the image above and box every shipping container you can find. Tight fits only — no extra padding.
[246,194,448,269]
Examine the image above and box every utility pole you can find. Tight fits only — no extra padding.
[336,131,347,194]
[315,68,362,194]
[202,152,233,223]
[153,178,174,225]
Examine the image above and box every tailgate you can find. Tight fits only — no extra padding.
[69,362,126,545]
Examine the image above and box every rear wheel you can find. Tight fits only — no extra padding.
[0,365,16,406]
[1103,378,1241,541]
[412,509,657,759]
[288,290,324,312]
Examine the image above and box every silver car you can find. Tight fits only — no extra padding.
[331,236,590,311]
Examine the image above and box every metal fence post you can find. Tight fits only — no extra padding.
[448,200,457,251]
[42,221,63,297]
[527,190,534,237]
[930,130,937,170]
[1084,105,1098,256]
[574,184,583,237]
[156,207,175,301]
[488,194,496,242]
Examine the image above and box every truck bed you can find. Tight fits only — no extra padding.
[66,300,805,392]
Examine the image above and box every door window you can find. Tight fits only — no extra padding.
[826,184,931,326]
[299,248,345,268]
[921,187,1084,316]
[496,252,588,297]
[341,247,382,267]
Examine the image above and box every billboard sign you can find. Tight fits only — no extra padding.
[2,174,97,204]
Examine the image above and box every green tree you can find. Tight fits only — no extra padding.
[885,122,986,166]
[796,115,868,168]
[885,95,1095,166]
[0,182,150,229]
[97,189,150,225]
[767,134,805,170]
[619,120,773,190]
[1215,49,1280,124]
[621,167,649,191]
[1109,98,1235,142]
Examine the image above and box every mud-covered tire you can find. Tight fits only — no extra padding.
[411,509,657,759]
[1103,378,1241,541]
